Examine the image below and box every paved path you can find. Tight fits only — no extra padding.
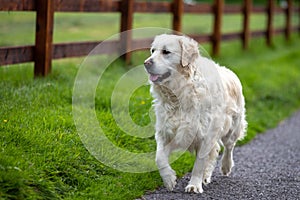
[140,111,300,200]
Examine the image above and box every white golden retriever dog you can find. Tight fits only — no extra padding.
[144,34,247,193]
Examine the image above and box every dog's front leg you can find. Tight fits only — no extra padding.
[156,144,177,191]
[185,153,208,193]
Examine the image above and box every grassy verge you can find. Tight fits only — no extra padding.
[1,34,300,199]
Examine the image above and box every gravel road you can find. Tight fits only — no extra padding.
[139,110,300,200]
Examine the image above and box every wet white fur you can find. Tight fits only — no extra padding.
[145,34,247,193]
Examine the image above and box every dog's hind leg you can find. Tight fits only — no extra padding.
[221,117,245,176]
[220,142,234,176]
[203,142,220,185]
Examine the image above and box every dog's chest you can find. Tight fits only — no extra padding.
[155,103,201,144]
[157,107,181,133]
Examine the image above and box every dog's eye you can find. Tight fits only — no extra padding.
[162,49,171,55]
[151,48,155,54]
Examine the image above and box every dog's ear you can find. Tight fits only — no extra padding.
[179,37,199,67]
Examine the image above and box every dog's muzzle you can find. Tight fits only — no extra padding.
[144,59,171,83]
[144,58,153,70]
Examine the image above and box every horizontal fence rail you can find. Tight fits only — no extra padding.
[0,0,299,76]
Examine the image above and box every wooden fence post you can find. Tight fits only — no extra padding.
[299,0,300,36]
[34,0,54,77]
[172,0,183,33]
[266,0,274,46]
[212,0,224,56]
[242,0,252,49]
[285,0,292,41]
[120,0,134,64]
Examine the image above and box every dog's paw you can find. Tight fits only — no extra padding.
[203,177,211,185]
[185,183,203,194]
[221,160,233,176]
[162,173,177,191]
[159,168,177,191]
[221,159,234,176]
[221,166,231,176]
[203,170,213,185]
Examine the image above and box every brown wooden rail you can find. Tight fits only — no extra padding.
[0,0,299,77]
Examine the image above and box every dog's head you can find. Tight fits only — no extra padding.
[144,34,199,84]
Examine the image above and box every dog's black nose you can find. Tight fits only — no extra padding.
[144,59,153,69]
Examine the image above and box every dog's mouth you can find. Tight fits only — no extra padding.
[148,71,171,83]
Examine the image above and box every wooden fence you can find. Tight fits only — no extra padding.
[0,0,299,77]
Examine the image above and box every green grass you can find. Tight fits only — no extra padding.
[1,11,300,199]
